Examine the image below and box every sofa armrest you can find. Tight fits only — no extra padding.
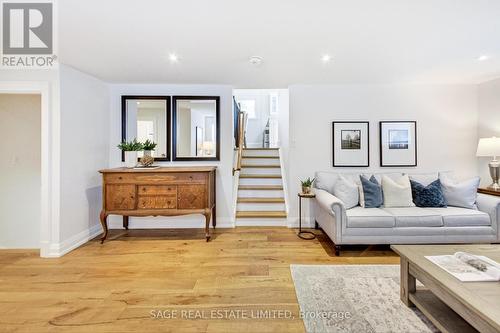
[476,193,500,238]
[314,189,346,219]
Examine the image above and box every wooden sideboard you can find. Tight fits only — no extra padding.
[478,187,500,197]
[99,166,216,242]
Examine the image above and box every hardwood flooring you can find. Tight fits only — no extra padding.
[0,227,399,333]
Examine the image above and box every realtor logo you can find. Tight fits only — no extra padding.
[2,1,56,68]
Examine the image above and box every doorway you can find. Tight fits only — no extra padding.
[233,89,289,149]
[0,94,41,249]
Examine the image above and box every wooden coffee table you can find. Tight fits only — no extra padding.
[392,244,500,333]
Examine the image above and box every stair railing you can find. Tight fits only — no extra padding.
[233,111,246,175]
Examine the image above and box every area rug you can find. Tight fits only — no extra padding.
[290,265,437,333]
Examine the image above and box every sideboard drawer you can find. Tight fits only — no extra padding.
[106,185,136,211]
[178,185,206,209]
[138,185,177,196]
[138,196,177,209]
[105,172,207,184]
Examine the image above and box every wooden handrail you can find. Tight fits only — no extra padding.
[233,111,246,175]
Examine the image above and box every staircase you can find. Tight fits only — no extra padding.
[235,148,287,226]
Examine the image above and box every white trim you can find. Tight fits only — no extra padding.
[45,224,101,258]
[108,217,235,229]
[235,219,287,227]
[0,81,59,258]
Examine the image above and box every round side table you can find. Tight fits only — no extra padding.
[297,192,316,240]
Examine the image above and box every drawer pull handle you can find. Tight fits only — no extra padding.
[118,177,122,180]
[142,187,146,191]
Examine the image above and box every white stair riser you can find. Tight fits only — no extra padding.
[239,178,282,186]
[242,150,279,157]
[236,218,287,227]
[240,167,281,175]
[237,203,286,211]
[241,158,280,165]
[238,190,284,198]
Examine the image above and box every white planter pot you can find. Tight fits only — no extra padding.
[124,151,138,168]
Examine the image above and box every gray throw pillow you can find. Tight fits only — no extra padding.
[360,175,383,208]
[332,175,359,209]
[440,176,480,209]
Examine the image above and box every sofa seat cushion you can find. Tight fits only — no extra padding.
[383,207,443,227]
[428,207,491,227]
[346,207,395,228]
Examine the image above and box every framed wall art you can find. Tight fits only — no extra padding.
[332,121,370,167]
[379,121,417,167]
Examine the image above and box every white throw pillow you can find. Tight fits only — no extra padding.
[382,175,415,207]
[358,184,365,207]
[440,176,480,209]
[332,175,359,209]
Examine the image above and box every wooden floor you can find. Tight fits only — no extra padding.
[0,227,399,333]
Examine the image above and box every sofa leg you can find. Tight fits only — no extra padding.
[314,221,319,230]
[334,245,341,256]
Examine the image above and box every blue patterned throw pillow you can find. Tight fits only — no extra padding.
[410,179,447,207]
[360,175,383,208]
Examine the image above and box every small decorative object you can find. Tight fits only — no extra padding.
[476,136,500,191]
[142,139,157,158]
[117,139,143,168]
[379,121,417,167]
[300,177,315,194]
[139,154,155,167]
[332,121,369,167]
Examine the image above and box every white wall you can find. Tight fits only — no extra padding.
[58,65,110,249]
[478,78,500,186]
[108,84,234,228]
[288,84,479,226]
[0,94,41,248]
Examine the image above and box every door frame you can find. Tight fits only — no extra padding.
[0,81,58,257]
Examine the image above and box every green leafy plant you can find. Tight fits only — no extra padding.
[300,177,315,187]
[142,139,157,151]
[117,138,143,151]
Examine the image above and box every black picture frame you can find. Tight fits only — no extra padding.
[379,121,417,167]
[121,95,171,162]
[172,96,220,161]
[332,121,370,167]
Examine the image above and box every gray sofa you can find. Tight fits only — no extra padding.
[313,172,500,255]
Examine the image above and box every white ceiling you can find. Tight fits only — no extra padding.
[59,0,500,87]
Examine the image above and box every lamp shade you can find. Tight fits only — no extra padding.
[476,137,500,157]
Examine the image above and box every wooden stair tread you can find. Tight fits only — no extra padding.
[236,211,287,218]
[237,198,285,203]
[238,185,283,190]
[240,174,282,179]
[241,165,281,168]
[242,156,279,159]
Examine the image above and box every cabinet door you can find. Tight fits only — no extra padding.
[106,185,136,211]
[178,185,206,209]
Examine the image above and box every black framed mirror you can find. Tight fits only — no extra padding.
[121,95,171,161]
[172,96,220,161]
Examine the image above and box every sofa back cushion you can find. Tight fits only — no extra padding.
[360,175,383,208]
[407,172,439,186]
[410,179,447,207]
[382,175,415,207]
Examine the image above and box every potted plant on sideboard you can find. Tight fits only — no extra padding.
[118,139,143,168]
[142,139,157,157]
[300,177,315,194]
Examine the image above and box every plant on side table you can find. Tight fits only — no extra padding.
[118,138,143,168]
[300,177,315,194]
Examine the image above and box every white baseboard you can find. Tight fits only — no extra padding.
[236,218,287,227]
[287,217,314,228]
[108,216,235,229]
[44,224,102,258]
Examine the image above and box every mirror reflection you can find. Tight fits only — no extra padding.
[174,97,219,160]
[123,97,170,160]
